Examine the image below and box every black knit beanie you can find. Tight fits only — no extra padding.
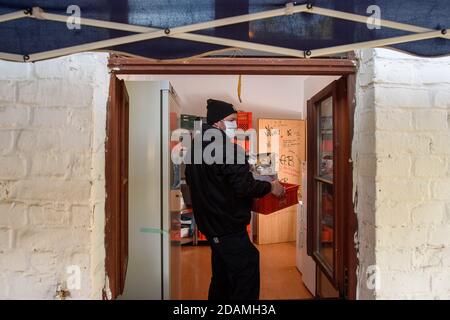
[206,99,236,125]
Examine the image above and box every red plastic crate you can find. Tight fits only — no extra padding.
[237,112,252,131]
[252,183,299,215]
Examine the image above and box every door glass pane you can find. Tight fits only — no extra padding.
[317,96,333,182]
[316,182,334,270]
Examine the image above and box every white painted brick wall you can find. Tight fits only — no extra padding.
[0,107,30,128]
[355,49,450,300]
[353,49,377,300]
[0,53,110,299]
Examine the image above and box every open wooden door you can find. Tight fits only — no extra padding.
[105,75,129,299]
[306,76,356,299]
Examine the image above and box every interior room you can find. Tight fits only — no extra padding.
[117,73,339,300]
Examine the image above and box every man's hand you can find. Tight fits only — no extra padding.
[270,180,285,198]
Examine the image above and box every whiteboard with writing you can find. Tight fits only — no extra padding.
[258,119,306,191]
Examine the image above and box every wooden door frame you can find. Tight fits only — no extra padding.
[109,56,356,76]
[106,55,358,299]
[104,75,129,299]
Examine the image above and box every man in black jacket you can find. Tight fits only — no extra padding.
[184,99,285,300]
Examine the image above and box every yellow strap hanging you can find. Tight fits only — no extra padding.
[237,74,242,103]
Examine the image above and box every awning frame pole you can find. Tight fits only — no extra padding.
[0,10,27,23]
[177,34,305,58]
[0,11,29,62]
[34,5,447,40]
[166,4,308,35]
[31,8,305,58]
[27,4,309,61]
[0,52,24,62]
[0,4,448,62]
[306,6,450,40]
[31,7,151,33]
[28,5,449,61]
[309,30,447,58]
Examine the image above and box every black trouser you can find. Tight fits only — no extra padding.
[207,230,260,300]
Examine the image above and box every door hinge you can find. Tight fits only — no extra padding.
[343,267,349,298]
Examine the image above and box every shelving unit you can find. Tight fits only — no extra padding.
[178,115,210,246]
[180,208,194,245]
[180,238,193,245]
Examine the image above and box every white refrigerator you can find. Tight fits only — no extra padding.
[296,161,316,295]
[121,80,181,300]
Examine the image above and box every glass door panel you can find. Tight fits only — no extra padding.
[316,182,334,271]
[317,96,333,183]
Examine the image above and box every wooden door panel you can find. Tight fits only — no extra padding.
[119,80,129,294]
[105,76,129,299]
[306,77,352,297]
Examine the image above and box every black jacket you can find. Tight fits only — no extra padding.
[184,124,271,238]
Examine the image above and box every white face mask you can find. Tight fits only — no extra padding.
[223,120,238,138]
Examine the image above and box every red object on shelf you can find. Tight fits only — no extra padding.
[322,140,333,153]
[321,226,333,243]
[197,230,207,241]
[323,193,333,215]
[252,183,299,215]
[171,230,181,242]
[237,112,252,130]
[235,112,252,152]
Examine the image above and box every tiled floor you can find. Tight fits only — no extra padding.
[179,241,313,300]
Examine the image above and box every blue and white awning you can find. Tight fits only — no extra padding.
[0,0,449,62]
